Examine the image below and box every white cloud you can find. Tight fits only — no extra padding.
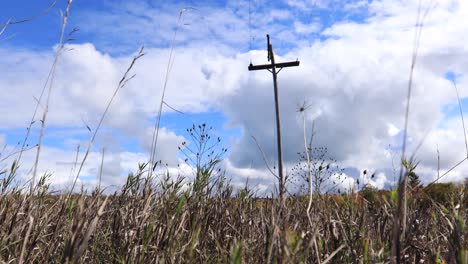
[285,0,310,10]
[3,0,468,192]
[269,9,291,21]
[294,21,321,35]
[2,144,149,192]
[342,173,358,191]
[139,127,186,166]
[222,0,468,186]
[387,123,400,137]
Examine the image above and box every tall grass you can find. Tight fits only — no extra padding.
[31,0,73,194]
[0,164,466,262]
[1,1,468,263]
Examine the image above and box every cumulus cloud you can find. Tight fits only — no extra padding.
[222,0,468,187]
[2,0,468,193]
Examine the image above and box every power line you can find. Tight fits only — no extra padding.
[248,0,253,63]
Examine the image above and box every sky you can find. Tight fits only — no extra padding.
[1,0,468,194]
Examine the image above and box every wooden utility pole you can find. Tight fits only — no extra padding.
[248,34,300,204]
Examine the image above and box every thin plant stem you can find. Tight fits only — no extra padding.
[0,0,57,37]
[452,80,468,158]
[69,47,144,195]
[31,0,72,194]
[392,0,430,262]
[149,8,195,177]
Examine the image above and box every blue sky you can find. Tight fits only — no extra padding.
[1,0,371,52]
[2,0,468,193]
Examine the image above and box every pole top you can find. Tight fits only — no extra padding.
[267,34,271,61]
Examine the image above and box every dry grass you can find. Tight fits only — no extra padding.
[0,170,467,263]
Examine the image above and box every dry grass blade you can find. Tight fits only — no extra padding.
[321,244,346,264]
[18,216,34,264]
[72,197,108,263]
[98,148,105,192]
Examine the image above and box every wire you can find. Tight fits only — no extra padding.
[163,101,186,115]
[248,0,253,64]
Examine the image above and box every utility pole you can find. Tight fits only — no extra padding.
[248,34,300,204]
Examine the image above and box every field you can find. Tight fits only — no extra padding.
[0,172,467,263]
[2,0,468,263]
